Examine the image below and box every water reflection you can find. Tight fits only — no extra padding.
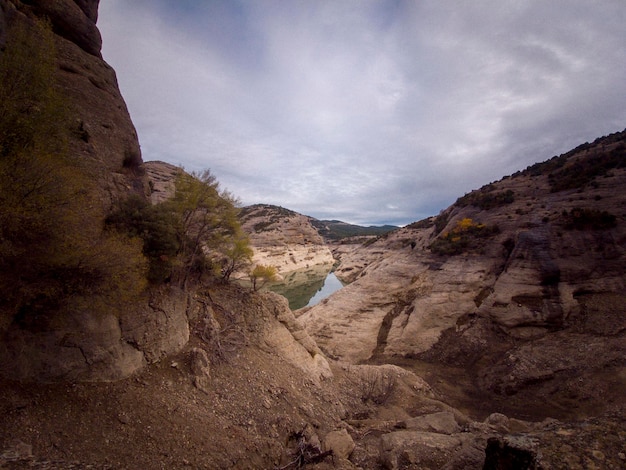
[266,264,344,310]
[305,272,343,307]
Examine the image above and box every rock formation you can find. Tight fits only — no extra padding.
[239,204,335,274]
[0,0,152,382]
[2,0,146,203]
[2,1,625,467]
[300,130,626,422]
[143,160,182,203]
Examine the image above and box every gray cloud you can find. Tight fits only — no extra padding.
[98,0,626,225]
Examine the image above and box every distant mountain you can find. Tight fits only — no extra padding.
[309,219,398,241]
[237,204,334,273]
[239,203,398,243]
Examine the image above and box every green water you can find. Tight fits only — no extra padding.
[266,264,345,310]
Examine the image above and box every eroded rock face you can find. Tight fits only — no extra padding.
[239,204,335,275]
[120,287,191,365]
[2,0,146,204]
[0,1,153,381]
[259,291,333,384]
[301,131,626,420]
[26,0,102,57]
[143,160,182,204]
[0,307,145,382]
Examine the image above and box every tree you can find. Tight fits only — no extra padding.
[249,264,278,291]
[220,234,253,281]
[163,169,245,287]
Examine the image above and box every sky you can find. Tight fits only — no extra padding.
[97,0,626,226]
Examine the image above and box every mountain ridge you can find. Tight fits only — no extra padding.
[240,203,398,241]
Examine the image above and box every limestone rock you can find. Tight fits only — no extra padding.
[239,204,334,275]
[144,161,182,204]
[301,130,626,415]
[189,347,211,393]
[379,430,481,470]
[323,429,355,460]
[3,0,147,203]
[260,292,332,383]
[120,287,191,364]
[402,411,460,435]
[26,0,102,57]
[0,439,33,463]
[0,308,145,382]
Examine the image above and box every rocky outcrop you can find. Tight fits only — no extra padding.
[120,287,192,365]
[0,287,195,382]
[0,306,145,382]
[0,1,154,382]
[143,160,181,203]
[300,130,626,421]
[239,204,335,274]
[259,291,333,384]
[2,0,146,204]
[25,0,102,57]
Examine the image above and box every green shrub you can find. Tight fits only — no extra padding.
[456,189,515,210]
[563,208,617,230]
[106,196,180,283]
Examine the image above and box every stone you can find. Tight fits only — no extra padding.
[300,135,626,414]
[238,204,335,275]
[189,347,211,393]
[379,430,475,470]
[323,429,355,460]
[144,161,182,204]
[0,439,33,462]
[260,291,332,383]
[120,287,190,364]
[403,411,460,435]
[0,307,145,382]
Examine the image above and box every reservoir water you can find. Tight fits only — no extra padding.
[266,265,345,310]
[304,272,344,307]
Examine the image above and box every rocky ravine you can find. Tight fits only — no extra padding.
[2,1,625,468]
[6,283,622,469]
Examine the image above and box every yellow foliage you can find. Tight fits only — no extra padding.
[456,218,475,231]
[249,264,278,291]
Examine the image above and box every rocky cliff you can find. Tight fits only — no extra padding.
[0,0,156,382]
[239,204,335,275]
[0,0,147,203]
[300,130,626,422]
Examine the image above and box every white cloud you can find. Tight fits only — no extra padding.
[98,0,626,225]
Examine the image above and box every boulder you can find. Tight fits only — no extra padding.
[402,411,460,435]
[379,430,483,470]
[120,287,191,364]
[323,429,355,460]
[260,292,333,383]
[0,309,145,382]
[189,347,211,393]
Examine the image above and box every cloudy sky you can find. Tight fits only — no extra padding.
[98,1,626,226]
